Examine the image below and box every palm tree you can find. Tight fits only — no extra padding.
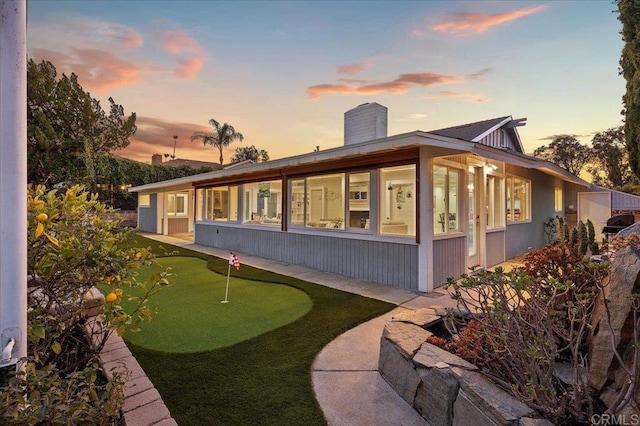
[190,119,244,165]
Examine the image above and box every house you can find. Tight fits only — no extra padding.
[129,102,611,293]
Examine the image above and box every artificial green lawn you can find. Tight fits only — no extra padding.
[125,235,395,425]
[123,256,312,353]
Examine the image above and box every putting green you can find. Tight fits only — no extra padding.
[122,256,312,353]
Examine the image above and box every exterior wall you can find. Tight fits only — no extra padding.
[504,167,570,259]
[168,218,189,234]
[432,236,466,287]
[138,193,157,233]
[485,230,506,267]
[195,223,419,290]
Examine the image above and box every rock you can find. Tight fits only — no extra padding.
[519,418,555,426]
[450,367,536,423]
[413,342,477,371]
[415,366,459,426]
[381,321,432,359]
[378,336,422,405]
[392,308,441,328]
[588,245,640,390]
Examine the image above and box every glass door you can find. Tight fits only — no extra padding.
[468,166,480,268]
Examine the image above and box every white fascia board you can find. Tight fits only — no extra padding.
[471,117,512,142]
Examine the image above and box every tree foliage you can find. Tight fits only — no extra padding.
[619,0,640,179]
[587,126,638,188]
[27,59,137,186]
[230,145,269,163]
[191,119,244,165]
[533,135,592,176]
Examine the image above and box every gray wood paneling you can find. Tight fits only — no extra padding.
[486,231,505,267]
[138,194,157,233]
[195,224,419,290]
[433,236,466,287]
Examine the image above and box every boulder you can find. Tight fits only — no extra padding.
[588,245,640,390]
[415,366,459,426]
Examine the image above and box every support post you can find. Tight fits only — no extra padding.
[0,0,28,368]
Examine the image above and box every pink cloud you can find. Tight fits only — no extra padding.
[31,48,141,93]
[117,117,214,162]
[306,84,354,100]
[118,28,144,48]
[307,71,464,99]
[431,5,548,35]
[338,60,372,75]
[397,73,463,86]
[355,81,409,95]
[175,58,203,79]
[160,30,203,54]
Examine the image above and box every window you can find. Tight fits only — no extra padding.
[433,165,460,234]
[290,179,307,226]
[167,193,188,216]
[202,186,238,221]
[507,176,531,222]
[243,180,282,226]
[306,173,345,229]
[554,187,563,212]
[486,175,505,228]
[348,172,370,230]
[139,194,150,207]
[380,165,416,236]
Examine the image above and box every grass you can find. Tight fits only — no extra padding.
[125,235,395,425]
[122,256,312,353]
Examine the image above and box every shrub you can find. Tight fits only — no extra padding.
[446,251,610,424]
[0,185,169,424]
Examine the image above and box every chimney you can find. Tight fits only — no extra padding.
[344,102,387,145]
[152,153,163,164]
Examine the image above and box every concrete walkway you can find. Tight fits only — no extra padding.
[139,233,464,425]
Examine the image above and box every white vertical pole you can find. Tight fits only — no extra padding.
[222,261,231,304]
[0,0,28,366]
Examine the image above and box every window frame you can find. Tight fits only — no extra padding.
[433,164,462,235]
[506,175,531,223]
[167,193,188,217]
[486,174,505,230]
[554,187,563,213]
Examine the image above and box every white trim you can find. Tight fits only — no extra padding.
[419,149,434,293]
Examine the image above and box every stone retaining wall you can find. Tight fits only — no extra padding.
[378,310,552,425]
[85,289,177,425]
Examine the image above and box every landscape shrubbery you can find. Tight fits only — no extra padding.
[429,218,638,424]
[0,185,169,424]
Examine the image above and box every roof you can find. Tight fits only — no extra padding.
[429,116,511,141]
[129,128,590,193]
[592,185,640,210]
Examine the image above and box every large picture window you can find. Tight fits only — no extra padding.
[507,176,531,222]
[243,180,282,226]
[380,165,415,236]
[433,165,460,234]
[203,186,238,221]
[486,175,505,229]
[306,173,345,229]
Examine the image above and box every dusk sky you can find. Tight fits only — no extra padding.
[27,1,625,164]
